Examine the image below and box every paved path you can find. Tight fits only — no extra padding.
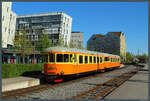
[105,64,148,100]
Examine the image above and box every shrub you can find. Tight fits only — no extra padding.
[2,64,44,78]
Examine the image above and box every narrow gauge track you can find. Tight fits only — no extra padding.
[72,66,141,100]
[2,65,132,99]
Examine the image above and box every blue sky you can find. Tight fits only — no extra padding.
[12,2,148,55]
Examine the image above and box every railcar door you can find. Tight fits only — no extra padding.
[74,54,78,74]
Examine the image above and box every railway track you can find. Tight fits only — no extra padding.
[2,64,139,99]
[72,67,141,100]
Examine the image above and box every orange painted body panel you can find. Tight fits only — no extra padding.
[44,62,120,75]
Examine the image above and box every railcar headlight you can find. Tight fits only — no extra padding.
[61,71,64,75]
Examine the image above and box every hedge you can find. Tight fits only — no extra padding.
[2,64,44,78]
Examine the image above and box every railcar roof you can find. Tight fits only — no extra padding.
[45,47,120,57]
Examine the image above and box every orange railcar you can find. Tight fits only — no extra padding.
[43,47,120,82]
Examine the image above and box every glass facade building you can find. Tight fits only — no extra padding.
[16,12,72,46]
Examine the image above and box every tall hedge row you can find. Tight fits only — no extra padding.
[2,64,44,78]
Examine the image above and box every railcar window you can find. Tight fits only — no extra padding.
[100,57,102,63]
[97,57,99,63]
[104,57,106,61]
[56,54,63,62]
[104,57,107,61]
[94,56,96,63]
[85,56,88,64]
[70,54,73,62]
[79,55,83,64]
[64,54,69,62]
[49,54,55,62]
[89,56,92,64]
[105,57,109,61]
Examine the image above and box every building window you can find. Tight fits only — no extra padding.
[7,7,9,12]
[10,14,12,20]
[33,35,35,40]
[8,29,10,34]
[5,27,7,32]
[2,16,4,21]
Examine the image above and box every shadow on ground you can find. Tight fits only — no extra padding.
[21,71,47,84]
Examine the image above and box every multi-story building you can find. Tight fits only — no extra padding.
[16,12,72,46]
[2,2,17,48]
[87,32,126,61]
[70,31,83,48]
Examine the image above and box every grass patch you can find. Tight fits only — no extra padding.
[2,64,44,78]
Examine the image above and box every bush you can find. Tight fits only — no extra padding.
[2,64,44,78]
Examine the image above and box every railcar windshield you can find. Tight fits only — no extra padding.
[43,54,48,62]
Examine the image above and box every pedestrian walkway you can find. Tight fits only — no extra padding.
[105,64,148,100]
[2,76,40,92]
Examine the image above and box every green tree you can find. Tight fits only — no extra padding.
[78,42,83,49]
[56,35,64,47]
[13,30,34,64]
[69,41,75,48]
[126,52,133,63]
[136,53,148,63]
[142,53,148,59]
[64,42,68,47]
[36,34,52,52]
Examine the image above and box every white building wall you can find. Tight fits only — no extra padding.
[61,13,72,46]
[2,2,16,48]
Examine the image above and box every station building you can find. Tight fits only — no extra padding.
[70,31,83,48]
[16,12,72,46]
[87,32,126,61]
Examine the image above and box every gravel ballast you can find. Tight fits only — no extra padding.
[16,65,137,99]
